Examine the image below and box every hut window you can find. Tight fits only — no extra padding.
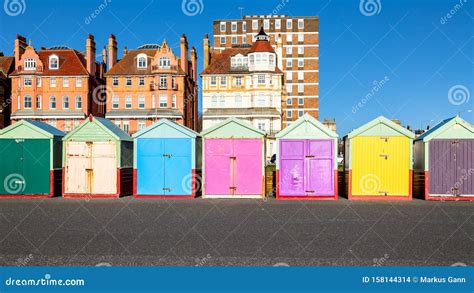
[125,95,132,108]
[75,96,82,109]
[159,94,168,108]
[24,95,32,109]
[138,95,145,108]
[49,96,56,109]
[36,95,42,109]
[63,96,69,109]
[137,53,147,68]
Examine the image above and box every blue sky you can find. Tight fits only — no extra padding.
[0,0,472,134]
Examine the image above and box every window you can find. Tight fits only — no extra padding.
[286,98,292,105]
[50,77,56,87]
[252,20,258,30]
[211,95,217,107]
[138,120,146,131]
[112,77,118,86]
[36,95,42,109]
[275,19,281,29]
[235,94,242,107]
[257,122,266,131]
[242,21,247,31]
[287,19,292,29]
[24,58,36,70]
[286,59,293,68]
[24,76,32,87]
[139,77,145,86]
[287,110,292,118]
[138,95,145,108]
[50,96,56,109]
[159,57,170,69]
[298,33,304,42]
[219,95,225,107]
[220,76,227,86]
[298,110,304,118]
[257,93,265,106]
[235,76,242,86]
[298,84,304,93]
[231,22,237,31]
[49,55,59,69]
[65,119,71,132]
[258,75,265,84]
[231,36,237,44]
[159,94,168,108]
[114,120,121,128]
[112,95,119,108]
[220,22,226,32]
[24,95,32,108]
[298,19,304,29]
[63,96,69,109]
[76,77,82,87]
[137,53,147,68]
[126,77,132,86]
[171,77,176,89]
[255,54,261,65]
[298,46,304,55]
[264,19,269,29]
[298,72,304,80]
[220,37,225,44]
[269,54,275,65]
[36,77,42,87]
[75,96,82,109]
[159,76,167,88]
[63,78,69,88]
[172,94,176,108]
[249,55,254,65]
[125,95,132,108]
[298,58,304,67]
[242,36,247,44]
[286,84,292,93]
[298,98,304,105]
[210,76,217,85]
[123,120,130,133]
[286,72,292,81]
[286,34,292,42]
[286,46,292,55]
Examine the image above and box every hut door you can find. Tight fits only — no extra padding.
[91,142,117,195]
[0,139,24,195]
[457,140,473,196]
[21,139,50,195]
[204,139,233,195]
[379,137,410,196]
[280,140,305,196]
[65,142,90,194]
[136,139,165,195]
[306,140,334,196]
[234,139,262,195]
[163,138,192,195]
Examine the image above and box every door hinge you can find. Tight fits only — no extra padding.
[305,155,315,158]
[229,186,237,190]
[306,190,315,193]
[229,156,236,160]
[378,191,389,196]
[379,154,389,160]
[451,140,459,145]
[380,136,389,142]
[163,154,172,158]
[163,187,171,191]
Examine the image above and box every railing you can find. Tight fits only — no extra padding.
[17,65,44,72]
[151,65,179,72]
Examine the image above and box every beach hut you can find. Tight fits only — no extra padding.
[414,116,474,200]
[201,118,266,199]
[344,116,415,200]
[0,120,64,197]
[62,116,133,198]
[275,114,339,199]
[132,119,201,198]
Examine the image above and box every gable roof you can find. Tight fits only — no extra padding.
[0,119,64,138]
[132,118,199,138]
[276,113,338,138]
[415,116,474,142]
[63,116,132,141]
[0,56,14,78]
[201,117,266,137]
[347,116,415,139]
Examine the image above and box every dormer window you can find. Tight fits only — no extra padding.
[137,53,147,68]
[49,55,59,70]
[24,58,36,70]
[159,57,170,69]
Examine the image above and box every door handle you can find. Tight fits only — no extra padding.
[380,137,389,142]
[379,154,389,159]
[305,155,314,158]
[163,187,172,191]
[305,190,315,193]
[229,186,237,190]
[163,154,172,158]
[378,191,388,195]
[229,156,236,160]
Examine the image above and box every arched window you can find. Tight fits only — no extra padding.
[75,96,82,109]
[24,95,32,108]
[49,55,59,69]
[137,53,147,68]
[159,57,170,69]
[24,58,36,70]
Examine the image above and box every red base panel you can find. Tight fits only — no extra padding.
[133,168,198,198]
[276,170,338,200]
[424,171,474,201]
[347,169,413,201]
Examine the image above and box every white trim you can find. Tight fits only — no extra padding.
[285,82,319,85]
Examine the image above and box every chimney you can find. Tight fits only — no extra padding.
[190,46,197,81]
[86,34,96,75]
[203,34,211,69]
[180,34,189,74]
[14,34,27,70]
[123,46,128,56]
[108,34,117,69]
[102,46,107,64]
[276,33,283,70]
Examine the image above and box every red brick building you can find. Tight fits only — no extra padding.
[0,53,15,128]
[9,34,106,131]
[104,34,199,133]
